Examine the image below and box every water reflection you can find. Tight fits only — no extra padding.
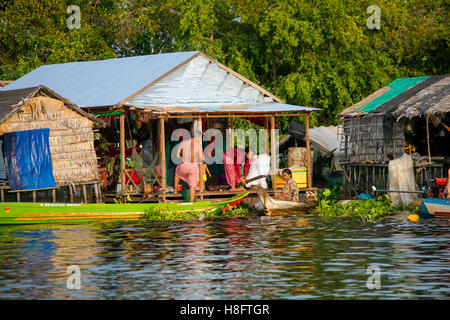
[0,215,448,299]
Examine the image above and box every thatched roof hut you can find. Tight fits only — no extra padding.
[337,75,449,196]
[0,85,105,187]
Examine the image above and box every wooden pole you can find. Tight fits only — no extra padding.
[120,112,126,195]
[305,113,312,189]
[197,117,205,199]
[265,117,269,155]
[270,116,276,189]
[159,118,166,193]
[69,185,74,203]
[82,185,87,203]
[426,114,431,163]
[52,189,56,203]
[94,183,99,203]
[229,116,234,148]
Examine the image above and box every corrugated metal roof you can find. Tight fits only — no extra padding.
[0,51,200,108]
[126,55,275,108]
[139,102,319,114]
[1,51,321,114]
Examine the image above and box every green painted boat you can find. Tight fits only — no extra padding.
[0,192,249,225]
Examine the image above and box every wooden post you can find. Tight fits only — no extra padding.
[32,190,36,202]
[82,185,87,203]
[265,117,269,155]
[120,112,126,195]
[94,183,100,203]
[16,192,20,202]
[69,185,74,203]
[426,114,431,163]
[270,116,276,190]
[52,189,56,203]
[229,116,235,148]
[1,189,4,202]
[159,117,166,193]
[305,113,312,189]
[197,117,205,199]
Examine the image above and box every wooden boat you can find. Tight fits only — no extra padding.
[0,192,249,225]
[420,198,450,217]
[254,188,312,216]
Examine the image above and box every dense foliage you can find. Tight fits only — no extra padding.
[1,0,448,129]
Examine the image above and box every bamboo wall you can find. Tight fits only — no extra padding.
[340,115,404,164]
[0,96,99,184]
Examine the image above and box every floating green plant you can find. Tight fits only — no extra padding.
[316,189,408,222]
[143,205,249,222]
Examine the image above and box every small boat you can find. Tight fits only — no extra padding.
[254,188,312,216]
[0,192,249,225]
[420,198,450,218]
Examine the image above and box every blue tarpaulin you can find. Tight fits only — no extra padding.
[3,128,55,191]
[0,140,6,180]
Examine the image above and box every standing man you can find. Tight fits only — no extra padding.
[173,131,204,202]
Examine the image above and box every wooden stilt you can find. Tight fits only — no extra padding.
[265,117,269,155]
[82,185,87,203]
[32,191,36,202]
[159,117,166,195]
[1,189,4,202]
[305,113,312,189]
[52,189,56,203]
[197,117,205,200]
[69,185,74,203]
[426,114,431,163]
[17,192,20,202]
[270,116,276,189]
[120,112,126,195]
[94,183,100,203]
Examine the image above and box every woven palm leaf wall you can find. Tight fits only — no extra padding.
[0,96,99,184]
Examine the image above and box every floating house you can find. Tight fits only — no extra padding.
[338,75,450,196]
[0,85,105,202]
[1,51,321,203]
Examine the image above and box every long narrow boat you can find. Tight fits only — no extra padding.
[0,192,249,225]
[420,198,450,218]
[254,189,312,216]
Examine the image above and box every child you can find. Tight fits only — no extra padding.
[275,168,299,202]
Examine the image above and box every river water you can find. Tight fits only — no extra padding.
[0,214,448,299]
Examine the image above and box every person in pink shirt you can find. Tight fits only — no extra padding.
[173,133,204,202]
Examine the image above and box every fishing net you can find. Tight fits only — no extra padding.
[388,154,417,206]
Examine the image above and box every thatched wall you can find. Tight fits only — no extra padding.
[0,96,99,184]
[341,115,404,163]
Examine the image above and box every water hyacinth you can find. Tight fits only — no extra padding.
[316,188,405,222]
[143,205,249,222]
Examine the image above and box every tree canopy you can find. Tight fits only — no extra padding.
[1,0,448,131]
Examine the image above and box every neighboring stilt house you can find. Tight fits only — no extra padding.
[0,85,105,202]
[338,75,450,196]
